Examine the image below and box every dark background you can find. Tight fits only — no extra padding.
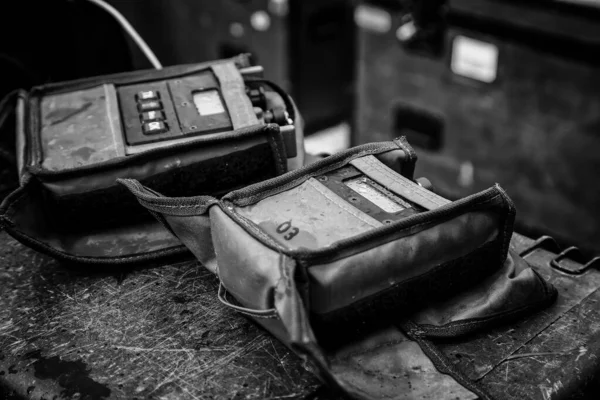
[1,0,599,253]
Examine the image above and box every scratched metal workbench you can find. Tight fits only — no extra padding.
[1,228,600,400]
[0,230,324,400]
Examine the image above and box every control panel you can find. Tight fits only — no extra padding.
[118,71,233,146]
[316,165,425,223]
[39,60,297,171]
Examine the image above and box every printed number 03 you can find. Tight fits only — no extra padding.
[276,221,299,241]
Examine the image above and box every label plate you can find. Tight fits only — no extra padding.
[451,36,499,83]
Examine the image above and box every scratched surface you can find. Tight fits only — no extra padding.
[2,230,600,400]
[483,287,600,399]
[449,242,600,399]
[40,85,124,171]
[439,246,600,382]
[0,231,322,400]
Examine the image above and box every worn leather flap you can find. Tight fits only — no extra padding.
[0,177,185,264]
[411,249,557,337]
[210,206,283,310]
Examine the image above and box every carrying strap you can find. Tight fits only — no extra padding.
[350,155,450,210]
[117,178,218,217]
[213,62,259,130]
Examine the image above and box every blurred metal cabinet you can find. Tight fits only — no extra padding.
[111,0,355,133]
[353,0,600,255]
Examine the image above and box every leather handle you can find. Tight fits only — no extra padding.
[118,178,218,217]
[217,282,279,319]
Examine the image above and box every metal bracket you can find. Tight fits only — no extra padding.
[550,247,600,275]
[518,235,560,258]
[519,235,600,275]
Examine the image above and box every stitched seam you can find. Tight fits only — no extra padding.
[393,137,416,177]
[140,201,212,210]
[368,156,446,206]
[226,191,502,265]
[404,329,495,400]
[267,131,285,175]
[223,175,505,264]
[227,209,287,251]
[394,137,414,160]
[496,186,515,274]
[302,194,500,264]
[227,145,398,205]
[235,310,278,319]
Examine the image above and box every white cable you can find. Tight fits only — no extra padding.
[83,0,163,69]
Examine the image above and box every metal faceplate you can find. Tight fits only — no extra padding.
[118,71,233,146]
[316,165,425,223]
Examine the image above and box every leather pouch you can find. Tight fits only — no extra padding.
[0,55,304,266]
[120,138,557,399]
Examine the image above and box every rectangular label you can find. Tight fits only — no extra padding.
[346,177,411,213]
[350,156,450,211]
[451,35,499,83]
[193,90,226,116]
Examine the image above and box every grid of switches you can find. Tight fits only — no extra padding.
[136,90,168,135]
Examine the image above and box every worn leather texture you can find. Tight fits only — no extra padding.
[211,206,283,310]
[121,139,557,399]
[329,327,478,400]
[0,175,185,262]
[308,210,500,315]
[0,58,305,266]
[235,177,383,250]
[413,249,554,328]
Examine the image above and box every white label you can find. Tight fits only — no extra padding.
[345,177,409,213]
[354,5,391,34]
[139,91,155,100]
[451,36,499,83]
[147,122,162,131]
[193,90,226,116]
